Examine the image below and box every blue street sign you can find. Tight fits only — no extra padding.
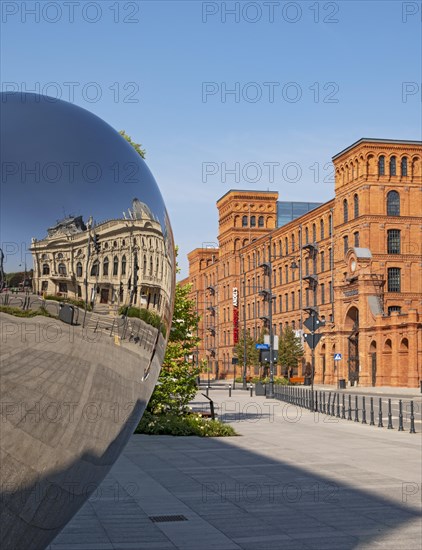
[256,343,270,350]
[334,353,342,361]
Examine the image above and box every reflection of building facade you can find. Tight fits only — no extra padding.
[31,199,172,315]
[184,139,422,387]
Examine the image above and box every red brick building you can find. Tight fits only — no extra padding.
[184,139,422,387]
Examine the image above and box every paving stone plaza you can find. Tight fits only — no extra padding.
[50,387,422,550]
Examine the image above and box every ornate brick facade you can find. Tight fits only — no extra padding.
[185,139,422,387]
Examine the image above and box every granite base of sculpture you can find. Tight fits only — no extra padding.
[0,92,175,550]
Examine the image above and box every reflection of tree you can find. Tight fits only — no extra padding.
[119,130,146,158]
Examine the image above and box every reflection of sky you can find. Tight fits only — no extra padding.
[0,93,174,271]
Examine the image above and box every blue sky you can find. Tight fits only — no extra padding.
[1,0,421,276]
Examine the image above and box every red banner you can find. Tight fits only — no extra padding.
[233,306,239,344]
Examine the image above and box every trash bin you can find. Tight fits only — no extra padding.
[255,382,266,396]
[304,377,311,386]
[338,379,346,389]
[59,303,74,325]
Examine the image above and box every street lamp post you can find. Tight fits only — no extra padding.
[242,268,247,390]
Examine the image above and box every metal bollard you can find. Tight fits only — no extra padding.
[410,401,416,434]
[315,391,318,412]
[398,400,404,431]
[354,395,359,422]
[336,393,341,418]
[387,398,393,429]
[229,385,232,398]
[370,397,375,426]
[378,397,384,427]
[362,396,367,424]
[250,384,253,397]
[341,393,346,419]
[206,386,209,397]
[347,395,352,421]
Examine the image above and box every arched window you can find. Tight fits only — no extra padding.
[343,199,348,223]
[354,231,360,247]
[378,155,385,176]
[113,256,118,276]
[58,263,66,275]
[242,215,248,227]
[320,251,325,272]
[390,156,396,176]
[354,194,359,218]
[103,257,109,276]
[42,263,50,275]
[250,216,256,227]
[387,229,401,254]
[387,190,400,216]
[57,253,63,260]
[312,223,316,242]
[285,237,288,254]
[328,214,333,237]
[121,255,127,275]
[320,219,324,240]
[76,262,82,277]
[305,227,309,244]
[90,260,99,276]
[258,216,264,227]
[149,257,153,275]
[401,157,408,176]
[291,233,295,251]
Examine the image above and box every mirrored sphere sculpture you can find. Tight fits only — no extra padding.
[0,92,175,550]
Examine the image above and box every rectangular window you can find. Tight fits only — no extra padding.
[387,229,401,254]
[285,294,288,311]
[321,283,325,304]
[388,306,401,315]
[279,295,282,312]
[291,291,295,310]
[387,268,401,292]
[320,252,325,272]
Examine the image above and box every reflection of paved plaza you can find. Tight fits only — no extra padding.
[50,388,422,550]
[0,312,164,550]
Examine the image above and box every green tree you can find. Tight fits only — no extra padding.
[278,326,304,371]
[147,280,201,415]
[235,332,259,369]
[119,130,146,158]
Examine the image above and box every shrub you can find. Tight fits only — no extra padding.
[45,295,91,311]
[135,411,238,437]
[0,306,55,318]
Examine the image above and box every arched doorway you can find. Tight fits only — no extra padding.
[345,307,359,385]
[369,341,377,386]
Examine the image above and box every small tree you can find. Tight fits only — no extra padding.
[147,280,201,415]
[119,130,146,159]
[234,332,259,372]
[278,326,304,374]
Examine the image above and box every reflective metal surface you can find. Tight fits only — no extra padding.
[0,92,175,549]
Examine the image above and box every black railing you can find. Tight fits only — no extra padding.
[272,385,418,434]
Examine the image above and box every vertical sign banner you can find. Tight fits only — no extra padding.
[232,287,239,344]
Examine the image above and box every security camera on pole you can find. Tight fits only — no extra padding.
[302,307,325,410]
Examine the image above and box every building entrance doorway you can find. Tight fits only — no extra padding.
[346,307,359,385]
[100,288,109,304]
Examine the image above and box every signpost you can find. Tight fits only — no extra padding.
[303,309,325,408]
[256,343,270,350]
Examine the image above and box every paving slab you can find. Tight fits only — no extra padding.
[50,388,422,550]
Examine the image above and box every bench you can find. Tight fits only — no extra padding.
[289,376,305,384]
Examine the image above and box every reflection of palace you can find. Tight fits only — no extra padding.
[31,199,172,315]
[183,139,422,387]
